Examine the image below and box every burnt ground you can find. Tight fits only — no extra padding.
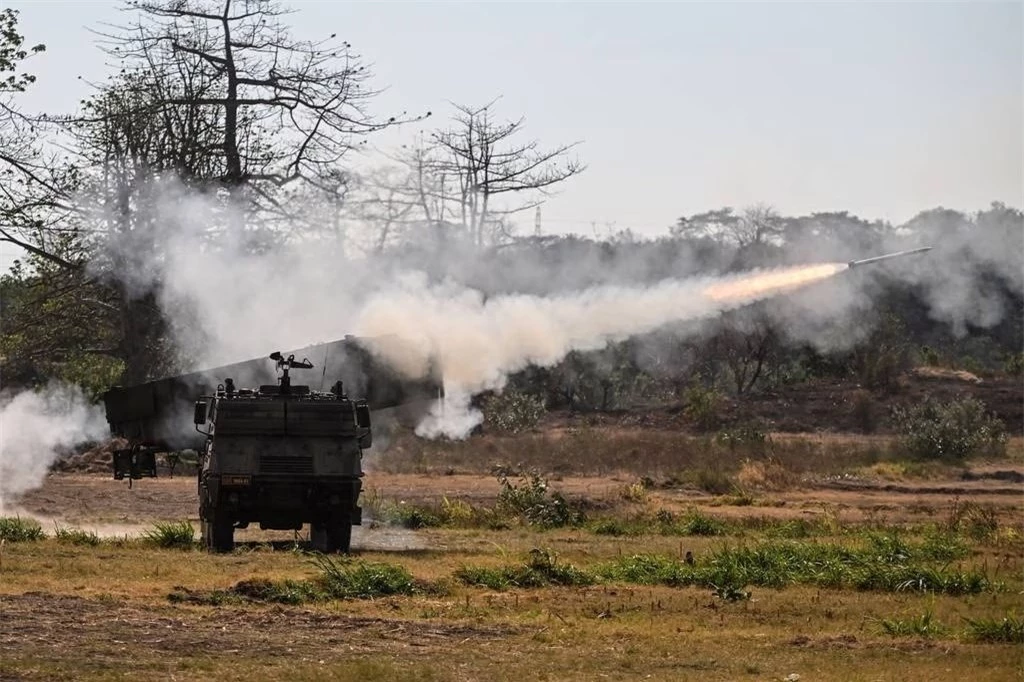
[545,369,1024,435]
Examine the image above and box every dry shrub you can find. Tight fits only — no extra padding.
[850,389,878,433]
[736,457,798,492]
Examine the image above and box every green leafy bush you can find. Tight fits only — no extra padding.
[483,390,546,434]
[388,505,442,529]
[683,382,723,431]
[1004,352,1024,377]
[675,510,727,536]
[892,397,1007,460]
[496,471,583,528]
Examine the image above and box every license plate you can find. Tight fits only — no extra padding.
[222,475,251,486]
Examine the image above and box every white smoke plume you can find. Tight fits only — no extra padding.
[0,383,108,512]
[354,264,847,436]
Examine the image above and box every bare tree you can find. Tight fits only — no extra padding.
[346,166,420,253]
[98,0,418,197]
[0,9,79,268]
[430,100,584,247]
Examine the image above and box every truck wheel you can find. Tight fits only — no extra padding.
[203,513,234,553]
[311,517,352,554]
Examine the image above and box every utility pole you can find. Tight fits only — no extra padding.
[534,206,542,237]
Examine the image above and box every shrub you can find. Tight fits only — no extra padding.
[692,468,733,495]
[683,382,723,431]
[0,516,43,542]
[892,397,1007,460]
[142,521,195,548]
[620,481,648,503]
[389,505,442,529]
[496,471,583,528]
[850,389,878,433]
[483,390,546,434]
[919,346,941,367]
[676,510,727,536]
[439,496,475,526]
[945,500,1001,542]
[1004,352,1024,377]
[591,518,631,536]
[714,422,770,454]
[736,457,796,492]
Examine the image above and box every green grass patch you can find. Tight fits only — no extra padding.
[312,554,419,599]
[455,549,595,590]
[0,516,43,542]
[169,557,424,606]
[595,535,993,595]
[142,521,195,548]
[964,615,1024,644]
[878,610,946,638]
[53,525,101,546]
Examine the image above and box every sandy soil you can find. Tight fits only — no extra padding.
[11,463,1023,533]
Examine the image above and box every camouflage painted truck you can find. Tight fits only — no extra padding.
[102,336,440,553]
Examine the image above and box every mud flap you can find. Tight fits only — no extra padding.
[113,448,158,482]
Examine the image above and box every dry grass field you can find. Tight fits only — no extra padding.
[2,431,1022,681]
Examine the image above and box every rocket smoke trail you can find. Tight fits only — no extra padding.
[354,262,849,438]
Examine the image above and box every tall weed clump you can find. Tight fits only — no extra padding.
[312,555,418,598]
[496,471,583,528]
[892,397,1007,460]
[0,517,43,542]
[143,521,195,548]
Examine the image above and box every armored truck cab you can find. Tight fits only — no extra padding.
[195,354,370,552]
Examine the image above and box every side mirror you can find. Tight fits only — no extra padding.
[355,402,371,429]
[193,400,208,425]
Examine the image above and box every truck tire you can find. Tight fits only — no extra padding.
[203,512,234,553]
[311,517,352,554]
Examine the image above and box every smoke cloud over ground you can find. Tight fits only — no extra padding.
[0,384,108,511]
[353,264,848,436]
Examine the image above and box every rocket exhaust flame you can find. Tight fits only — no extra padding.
[702,263,847,303]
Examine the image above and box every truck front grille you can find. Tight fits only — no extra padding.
[260,455,314,474]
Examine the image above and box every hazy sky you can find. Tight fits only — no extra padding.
[3,1,1021,270]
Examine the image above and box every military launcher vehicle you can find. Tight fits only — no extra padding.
[102,336,441,553]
